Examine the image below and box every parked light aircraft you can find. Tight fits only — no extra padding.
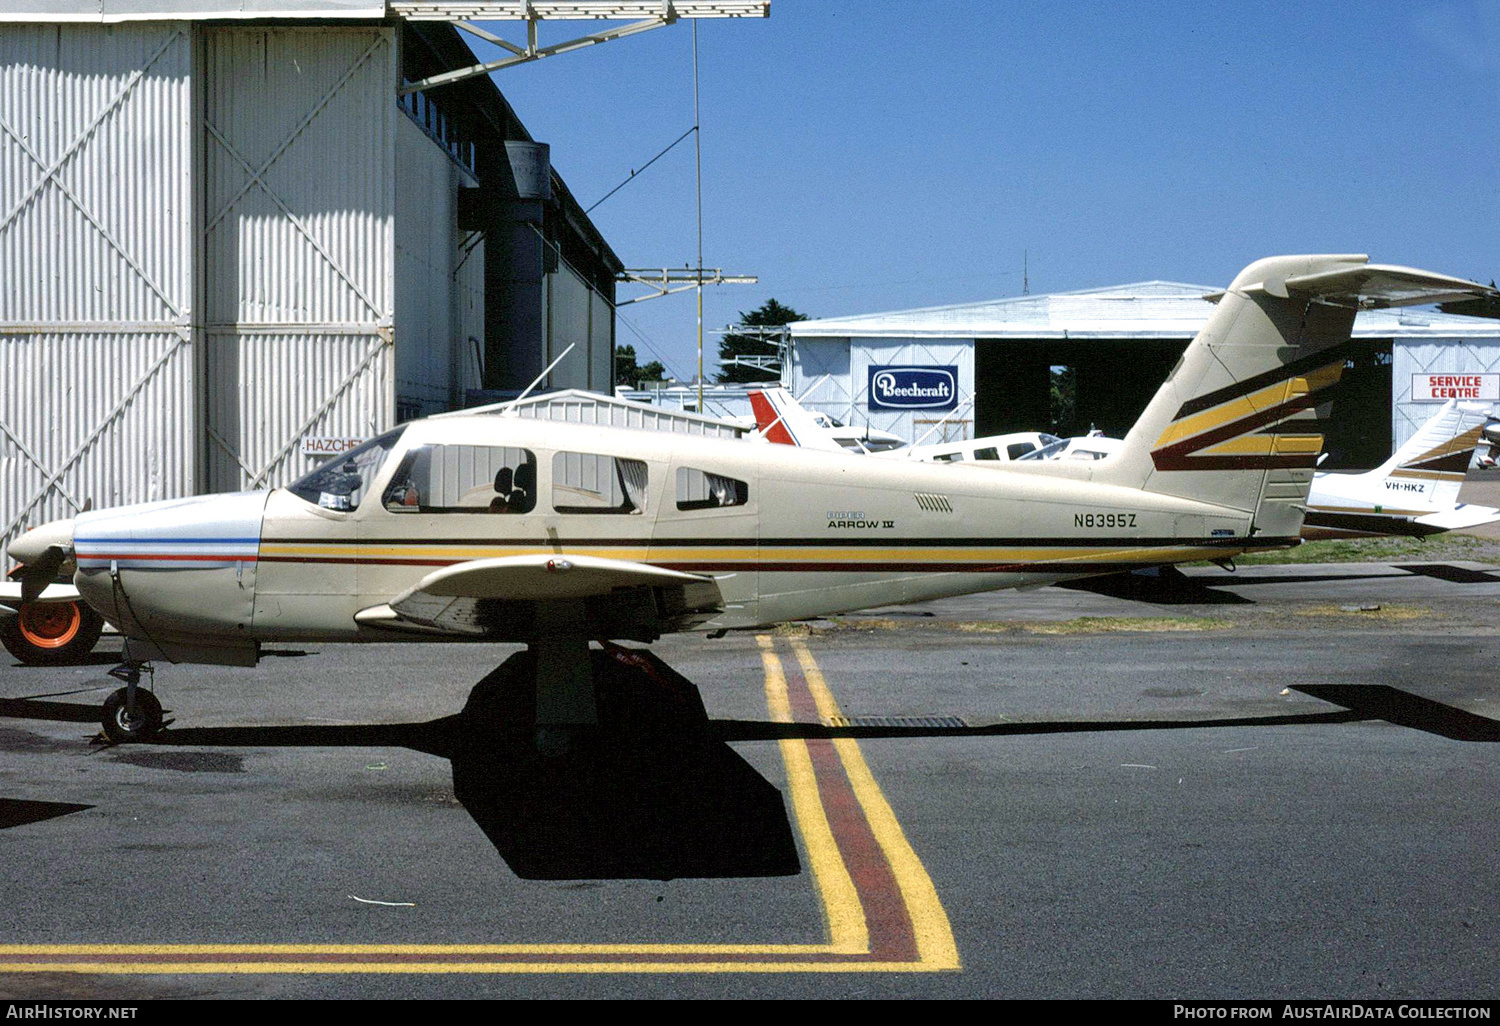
[746,387,906,453]
[6,256,1495,742]
[748,386,1058,462]
[1301,399,1500,539]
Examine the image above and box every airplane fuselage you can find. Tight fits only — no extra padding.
[66,416,1283,662]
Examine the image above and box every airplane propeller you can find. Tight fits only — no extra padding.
[7,516,78,603]
[17,544,69,604]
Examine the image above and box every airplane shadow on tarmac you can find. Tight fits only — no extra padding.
[3,651,1498,877]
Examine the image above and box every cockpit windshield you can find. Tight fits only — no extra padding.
[285,429,405,511]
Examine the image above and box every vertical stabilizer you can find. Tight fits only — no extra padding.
[1095,255,1499,540]
[749,388,846,451]
[1378,399,1491,508]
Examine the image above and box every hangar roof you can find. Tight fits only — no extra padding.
[0,1,385,17]
[0,1,764,21]
[789,280,1500,342]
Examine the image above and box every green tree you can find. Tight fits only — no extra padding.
[716,298,808,383]
[1439,281,1500,320]
[614,344,666,387]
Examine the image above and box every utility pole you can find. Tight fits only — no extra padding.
[694,21,705,411]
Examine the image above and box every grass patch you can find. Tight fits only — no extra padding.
[1294,603,1433,621]
[956,616,1230,635]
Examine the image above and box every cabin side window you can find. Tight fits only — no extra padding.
[553,452,647,514]
[1005,442,1036,460]
[383,445,537,514]
[676,467,748,511]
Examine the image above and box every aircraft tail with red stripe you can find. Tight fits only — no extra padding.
[748,387,847,451]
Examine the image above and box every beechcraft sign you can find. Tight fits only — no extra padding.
[867,365,959,411]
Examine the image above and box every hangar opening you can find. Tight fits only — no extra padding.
[789,282,1459,472]
[972,336,1392,469]
[974,338,1187,439]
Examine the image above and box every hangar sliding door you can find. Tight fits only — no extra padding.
[0,23,195,564]
[201,26,396,494]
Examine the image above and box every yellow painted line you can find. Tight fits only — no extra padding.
[1,637,950,975]
[757,636,870,955]
[0,943,841,956]
[790,640,961,971]
[3,639,963,975]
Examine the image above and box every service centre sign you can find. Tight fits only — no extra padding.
[1411,373,1500,402]
[867,365,959,411]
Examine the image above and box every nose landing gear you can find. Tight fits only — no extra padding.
[100,662,164,743]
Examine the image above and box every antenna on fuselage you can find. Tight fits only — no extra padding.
[497,343,578,417]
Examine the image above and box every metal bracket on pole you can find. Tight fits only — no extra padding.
[615,268,757,305]
[392,2,768,95]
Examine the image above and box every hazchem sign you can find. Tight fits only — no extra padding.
[1411,374,1500,402]
[867,366,959,411]
[302,436,368,457]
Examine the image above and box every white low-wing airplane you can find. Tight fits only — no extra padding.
[7,255,1495,742]
[747,387,908,453]
[1301,399,1500,539]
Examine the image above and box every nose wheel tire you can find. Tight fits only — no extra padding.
[1,601,104,666]
[101,687,164,743]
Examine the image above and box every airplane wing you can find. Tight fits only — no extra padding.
[0,580,84,615]
[354,554,724,639]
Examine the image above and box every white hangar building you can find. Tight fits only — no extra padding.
[0,1,765,566]
[787,280,1500,470]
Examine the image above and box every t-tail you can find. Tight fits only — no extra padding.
[1092,255,1498,539]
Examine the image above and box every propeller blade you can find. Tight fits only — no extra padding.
[18,545,67,604]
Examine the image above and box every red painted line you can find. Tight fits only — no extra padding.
[778,641,918,963]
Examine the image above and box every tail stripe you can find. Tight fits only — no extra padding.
[1151,359,1344,472]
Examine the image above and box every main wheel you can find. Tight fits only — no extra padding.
[0,601,104,666]
[101,687,163,743]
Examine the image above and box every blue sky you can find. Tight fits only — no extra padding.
[474,1,1499,381]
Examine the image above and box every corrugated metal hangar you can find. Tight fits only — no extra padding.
[0,0,766,564]
[788,281,1500,471]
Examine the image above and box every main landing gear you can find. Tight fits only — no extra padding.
[100,662,164,743]
[0,600,104,666]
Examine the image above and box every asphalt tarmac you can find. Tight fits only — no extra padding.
[1,561,1499,1000]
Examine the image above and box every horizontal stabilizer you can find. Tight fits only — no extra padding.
[1258,263,1497,309]
[1413,504,1500,534]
